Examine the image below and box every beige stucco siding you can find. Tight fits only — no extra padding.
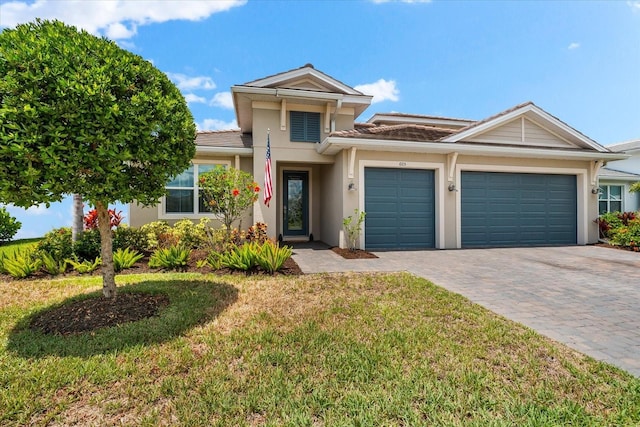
[346,150,598,249]
[468,118,579,149]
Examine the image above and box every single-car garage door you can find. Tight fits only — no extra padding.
[461,171,577,248]
[364,168,435,250]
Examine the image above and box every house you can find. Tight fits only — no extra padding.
[129,64,628,249]
[597,139,640,214]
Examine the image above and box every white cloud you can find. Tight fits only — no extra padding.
[198,119,238,131]
[568,42,580,50]
[0,0,247,39]
[166,73,216,91]
[184,93,207,104]
[210,92,234,109]
[4,203,50,216]
[628,1,640,12]
[354,79,400,104]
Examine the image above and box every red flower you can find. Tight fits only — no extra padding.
[232,188,240,197]
[254,185,260,192]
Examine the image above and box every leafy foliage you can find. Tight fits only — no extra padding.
[36,227,73,262]
[83,208,124,230]
[0,19,196,296]
[609,218,640,250]
[113,225,149,254]
[0,207,21,243]
[66,257,101,274]
[40,251,67,276]
[139,221,172,251]
[112,248,144,272]
[148,245,191,270]
[72,229,102,262]
[170,219,208,249]
[1,249,41,279]
[343,209,366,250]
[199,251,224,270]
[596,211,637,239]
[256,241,293,274]
[220,242,260,271]
[199,167,260,235]
[630,182,640,193]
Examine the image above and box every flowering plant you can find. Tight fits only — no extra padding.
[199,166,260,236]
[84,208,124,230]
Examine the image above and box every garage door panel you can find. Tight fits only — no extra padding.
[462,171,576,248]
[365,168,435,250]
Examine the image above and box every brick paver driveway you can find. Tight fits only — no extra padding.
[293,245,640,376]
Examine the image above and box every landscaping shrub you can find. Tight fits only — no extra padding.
[73,228,102,261]
[246,222,269,244]
[113,247,144,272]
[113,225,149,254]
[0,207,21,243]
[199,250,224,269]
[40,252,67,276]
[83,208,124,230]
[66,257,101,274]
[609,217,640,250]
[36,228,73,262]
[2,249,41,279]
[149,245,190,270]
[171,219,208,249]
[140,221,172,250]
[596,211,638,240]
[256,241,292,274]
[220,242,260,271]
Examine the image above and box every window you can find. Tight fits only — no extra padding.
[599,185,623,214]
[164,163,227,215]
[290,111,321,142]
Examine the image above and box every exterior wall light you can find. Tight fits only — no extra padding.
[348,182,357,191]
[448,183,457,192]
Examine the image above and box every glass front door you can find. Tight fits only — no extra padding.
[283,171,309,236]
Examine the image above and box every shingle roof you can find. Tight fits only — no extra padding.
[607,139,640,152]
[196,130,252,149]
[330,123,455,142]
[599,167,640,179]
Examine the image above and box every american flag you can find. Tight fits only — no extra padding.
[264,133,272,207]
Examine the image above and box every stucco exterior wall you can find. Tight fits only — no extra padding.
[343,150,598,248]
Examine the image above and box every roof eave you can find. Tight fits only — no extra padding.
[317,137,630,161]
[195,146,254,156]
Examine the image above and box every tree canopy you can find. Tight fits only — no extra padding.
[0,19,196,207]
[0,20,196,296]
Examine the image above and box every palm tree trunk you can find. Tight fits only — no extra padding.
[71,194,84,242]
[96,200,117,298]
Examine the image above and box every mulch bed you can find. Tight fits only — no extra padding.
[29,293,170,336]
[594,242,640,252]
[331,247,378,259]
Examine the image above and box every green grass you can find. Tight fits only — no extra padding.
[0,237,41,257]
[1,272,639,426]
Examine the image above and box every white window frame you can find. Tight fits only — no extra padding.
[598,184,624,214]
[159,160,231,219]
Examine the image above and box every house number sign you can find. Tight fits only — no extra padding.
[399,162,407,167]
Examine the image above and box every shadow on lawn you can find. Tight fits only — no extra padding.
[6,279,238,359]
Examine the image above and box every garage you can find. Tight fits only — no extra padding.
[364,168,435,250]
[461,171,577,248]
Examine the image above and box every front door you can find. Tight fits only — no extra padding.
[283,171,309,236]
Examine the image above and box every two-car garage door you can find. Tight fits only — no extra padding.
[364,168,577,250]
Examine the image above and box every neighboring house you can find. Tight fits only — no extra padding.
[598,139,640,213]
[129,64,627,249]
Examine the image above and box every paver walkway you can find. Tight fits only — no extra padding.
[292,244,640,377]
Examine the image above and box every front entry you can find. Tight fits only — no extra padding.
[283,171,309,237]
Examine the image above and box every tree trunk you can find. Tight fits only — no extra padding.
[96,201,117,298]
[71,194,84,242]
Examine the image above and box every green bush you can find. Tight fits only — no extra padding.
[149,245,190,270]
[66,257,101,274]
[198,250,223,270]
[0,207,21,243]
[171,219,208,249]
[113,247,144,272]
[36,227,73,262]
[256,241,292,274]
[73,228,102,262]
[140,221,172,250]
[220,242,260,271]
[40,251,67,276]
[2,249,41,279]
[609,218,640,250]
[113,225,149,254]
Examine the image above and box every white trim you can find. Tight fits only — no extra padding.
[158,160,231,220]
[359,160,446,249]
[195,146,253,156]
[454,164,589,248]
[280,166,313,239]
[317,137,628,161]
[241,67,364,95]
[597,184,625,213]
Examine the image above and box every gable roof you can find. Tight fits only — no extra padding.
[598,167,640,180]
[195,130,253,155]
[331,123,455,142]
[441,102,610,152]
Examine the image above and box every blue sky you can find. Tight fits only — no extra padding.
[1,0,639,239]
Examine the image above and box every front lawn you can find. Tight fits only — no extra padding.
[0,237,41,257]
[1,272,638,425]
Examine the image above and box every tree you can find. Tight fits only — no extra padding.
[630,182,640,193]
[71,194,84,242]
[199,167,260,237]
[0,20,196,297]
[0,207,21,243]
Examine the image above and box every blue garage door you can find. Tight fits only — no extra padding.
[461,171,577,248]
[364,168,435,250]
